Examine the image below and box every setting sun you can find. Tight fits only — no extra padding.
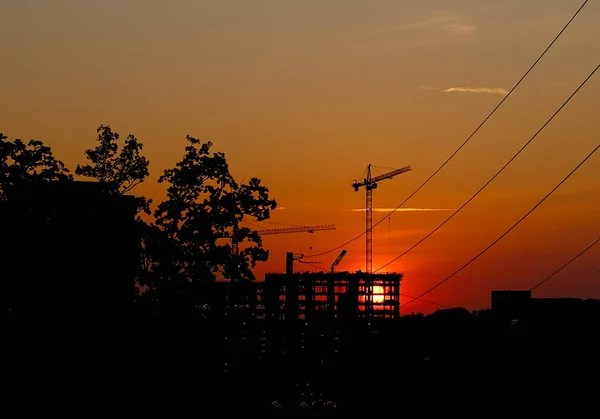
[373,285,385,304]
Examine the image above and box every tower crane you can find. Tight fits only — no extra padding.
[331,249,347,273]
[257,224,335,236]
[224,224,336,255]
[352,164,411,273]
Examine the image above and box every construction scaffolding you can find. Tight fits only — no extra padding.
[258,271,403,321]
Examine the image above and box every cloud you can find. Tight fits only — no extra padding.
[386,16,455,31]
[448,24,476,34]
[350,208,454,213]
[440,87,508,95]
[385,14,475,34]
[419,86,440,91]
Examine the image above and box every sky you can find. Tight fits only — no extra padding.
[1,0,598,314]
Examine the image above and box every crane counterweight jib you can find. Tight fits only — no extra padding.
[352,165,411,190]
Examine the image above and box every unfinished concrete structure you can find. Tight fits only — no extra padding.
[258,270,403,321]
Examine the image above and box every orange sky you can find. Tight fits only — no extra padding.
[1,0,598,314]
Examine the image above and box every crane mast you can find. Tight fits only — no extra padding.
[352,164,411,273]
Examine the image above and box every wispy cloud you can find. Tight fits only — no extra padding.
[385,14,475,34]
[449,24,476,34]
[350,208,454,213]
[421,86,508,95]
[441,87,508,95]
[419,86,441,91]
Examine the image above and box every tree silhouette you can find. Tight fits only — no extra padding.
[0,133,72,201]
[151,136,277,290]
[76,125,151,214]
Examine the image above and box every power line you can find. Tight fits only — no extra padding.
[400,293,450,309]
[259,220,303,227]
[241,219,264,229]
[303,0,589,260]
[374,63,599,273]
[243,216,302,228]
[297,261,326,272]
[530,237,600,291]
[401,142,600,309]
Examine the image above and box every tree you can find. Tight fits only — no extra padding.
[76,125,151,215]
[150,136,277,295]
[75,126,153,308]
[0,132,72,202]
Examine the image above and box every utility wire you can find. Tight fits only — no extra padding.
[400,237,600,309]
[401,142,600,309]
[241,219,265,229]
[374,63,599,273]
[303,0,590,260]
[400,293,450,309]
[243,216,302,228]
[297,261,326,272]
[530,237,600,291]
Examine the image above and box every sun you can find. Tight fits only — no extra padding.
[373,285,384,304]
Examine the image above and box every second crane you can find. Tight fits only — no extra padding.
[352,164,411,273]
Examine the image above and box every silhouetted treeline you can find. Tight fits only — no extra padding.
[1,126,278,318]
[2,126,279,411]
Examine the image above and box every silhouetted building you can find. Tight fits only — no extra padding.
[260,271,403,321]
[1,181,139,325]
[199,280,259,320]
[491,290,532,324]
[491,289,600,328]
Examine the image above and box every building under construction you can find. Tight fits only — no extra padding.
[258,271,402,321]
[256,253,403,321]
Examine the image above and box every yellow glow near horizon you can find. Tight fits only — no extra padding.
[373,286,385,304]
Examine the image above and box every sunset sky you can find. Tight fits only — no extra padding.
[2,0,598,314]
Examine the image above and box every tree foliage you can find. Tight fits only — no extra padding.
[149,136,277,291]
[0,133,72,202]
[3,128,278,312]
[76,125,151,214]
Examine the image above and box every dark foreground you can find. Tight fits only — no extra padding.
[5,309,598,416]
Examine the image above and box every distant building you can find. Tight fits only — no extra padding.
[491,290,532,324]
[1,181,139,324]
[491,290,600,328]
[199,280,259,320]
